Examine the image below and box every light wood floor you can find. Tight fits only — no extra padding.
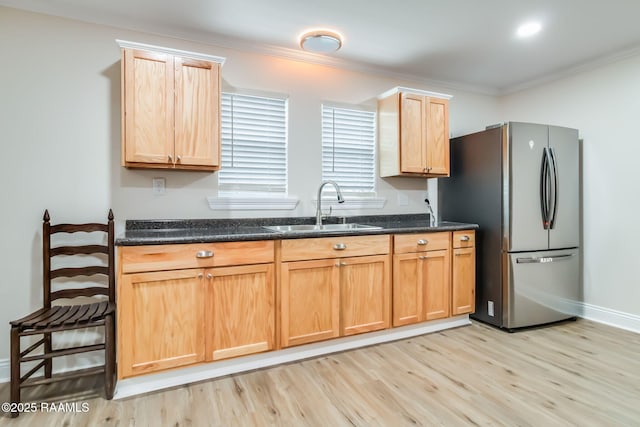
[1,319,639,426]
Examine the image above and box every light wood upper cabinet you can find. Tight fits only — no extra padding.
[121,45,222,170]
[205,264,275,361]
[452,231,476,315]
[378,89,451,177]
[118,268,205,379]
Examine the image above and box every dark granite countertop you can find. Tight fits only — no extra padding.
[116,214,478,246]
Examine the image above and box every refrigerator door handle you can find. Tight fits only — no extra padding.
[516,254,574,264]
[540,148,552,230]
[549,148,559,229]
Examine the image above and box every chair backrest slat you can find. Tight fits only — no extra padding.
[50,266,110,280]
[50,245,109,256]
[42,209,115,307]
[51,287,109,300]
[50,223,109,233]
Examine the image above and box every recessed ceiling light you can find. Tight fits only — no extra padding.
[299,29,343,53]
[516,21,542,38]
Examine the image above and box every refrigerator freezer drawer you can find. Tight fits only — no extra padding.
[506,249,580,329]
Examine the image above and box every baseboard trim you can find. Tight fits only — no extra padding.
[114,316,471,399]
[0,359,8,383]
[578,302,640,334]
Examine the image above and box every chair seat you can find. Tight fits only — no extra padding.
[10,301,114,332]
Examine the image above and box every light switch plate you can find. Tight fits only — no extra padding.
[152,177,166,195]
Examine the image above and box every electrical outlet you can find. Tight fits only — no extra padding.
[152,177,166,195]
[488,301,495,317]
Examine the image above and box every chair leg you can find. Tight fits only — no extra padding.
[44,331,52,379]
[104,314,115,400]
[10,326,20,418]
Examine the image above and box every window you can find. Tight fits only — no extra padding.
[219,93,288,194]
[322,105,376,194]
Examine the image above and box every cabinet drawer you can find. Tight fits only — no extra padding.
[394,232,450,253]
[453,230,475,249]
[120,241,274,273]
[281,235,390,262]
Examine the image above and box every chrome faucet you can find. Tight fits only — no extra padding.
[316,181,345,225]
[425,198,437,227]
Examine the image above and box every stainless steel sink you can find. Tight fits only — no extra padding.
[263,223,382,233]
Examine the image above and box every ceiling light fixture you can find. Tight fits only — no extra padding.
[299,29,343,53]
[516,21,542,38]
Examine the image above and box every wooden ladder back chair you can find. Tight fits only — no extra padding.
[9,209,116,418]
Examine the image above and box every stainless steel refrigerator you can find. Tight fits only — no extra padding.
[439,122,580,330]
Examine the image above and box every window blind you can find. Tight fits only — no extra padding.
[219,93,288,193]
[322,105,376,193]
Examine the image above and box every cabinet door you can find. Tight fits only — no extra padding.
[174,57,220,168]
[205,264,274,361]
[400,93,426,173]
[425,97,449,175]
[340,255,390,336]
[423,249,451,320]
[452,247,476,315]
[118,269,204,378]
[123,49,174,165]
[280,259,340,347]
[392,254,422,326]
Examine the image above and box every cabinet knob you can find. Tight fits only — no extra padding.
[197,273,204,279]
[418,255,427,260]
[340,262,347,266]
[417,239,428,246]
[196,250,214,258]
[168,155,172,162]
[460,235,471,242]
[176,155,181,162]
[333,243,347,250]
[206,273,213,279]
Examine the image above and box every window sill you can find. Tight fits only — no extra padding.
[206,197,299,211]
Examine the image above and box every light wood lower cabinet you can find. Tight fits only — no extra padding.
[118,241,275,379]
[280,235,391,348]
[452,230,476,315]
[117,230,475,378]
[340,255,390,336]
[118,269,205,378]
[392,244,450,327]
[280,259,340,348]
[206,264,275,361]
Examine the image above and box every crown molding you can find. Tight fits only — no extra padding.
[499,45,640,95]
[115,39,226,65]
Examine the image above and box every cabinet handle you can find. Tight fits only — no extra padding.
[335,262,347,267]
[333,243,347,250]
[460,235,471,242]
[206,273,213,279]
[417,239,428,246]
[196,250,214,258]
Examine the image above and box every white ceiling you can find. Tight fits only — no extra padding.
[4,0,640,94]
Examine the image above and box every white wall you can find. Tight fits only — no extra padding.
[0,6,500,366]
[499,54,640,322]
